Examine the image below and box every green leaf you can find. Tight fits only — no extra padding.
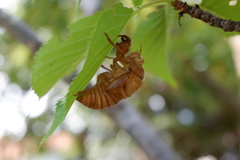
[32,10,103,97]
[132,7,176,86]
[40,99,66,146]
[132,0,144,6]
[65,3,133,110]
[40,3,133,145]
[201,0,240,20]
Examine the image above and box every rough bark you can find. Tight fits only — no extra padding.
[173,0,240,32]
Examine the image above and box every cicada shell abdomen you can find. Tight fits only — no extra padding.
[76,85,122,110]
[75,71,120,109]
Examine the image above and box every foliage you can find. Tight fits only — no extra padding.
[36,3,136,145]
[132,7,175,86]
[201,0,240,20]
[0,0,238,159]
[32,0,176,145]
[132,0,144,6]
[30,0,240,146]
[20,0,75,38]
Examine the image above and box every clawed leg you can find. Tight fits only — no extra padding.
[178,12,184,26]
[106,56,114,59]
[104,33,126,55]
[106,56,119,64]
[104,33,118,48]
[101,65,112,72]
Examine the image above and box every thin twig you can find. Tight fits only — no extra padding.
[173,0,240,32]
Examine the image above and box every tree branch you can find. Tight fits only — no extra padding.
[106,101,180,160]
[173,0,240,32]
[0,9,181,160]
[0,9,42,53]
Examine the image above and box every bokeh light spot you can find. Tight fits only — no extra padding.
[0,102,27,140]
[177,109,195,125]
[0,72,9,93]
[149,94,166,112]
[21,89,48,118]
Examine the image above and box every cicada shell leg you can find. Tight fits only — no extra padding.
[104,33,126,59]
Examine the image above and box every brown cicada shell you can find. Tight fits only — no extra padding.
[74,33,144,110]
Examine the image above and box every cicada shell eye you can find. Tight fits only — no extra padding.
[136,57,144,65]
[118,35,131,43]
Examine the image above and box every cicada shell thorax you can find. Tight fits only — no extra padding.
[119,52,144,80]
[74,33,144,110]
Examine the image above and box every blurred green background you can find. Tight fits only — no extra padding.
[0,0,240,160]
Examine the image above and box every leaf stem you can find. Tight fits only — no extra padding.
[75,0,82,20]
[132,0,172,17]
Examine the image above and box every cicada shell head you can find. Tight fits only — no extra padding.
[117,35,131,53]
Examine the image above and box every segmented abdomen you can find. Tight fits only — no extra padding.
[76,86,121,110]
[76,73,143,109]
